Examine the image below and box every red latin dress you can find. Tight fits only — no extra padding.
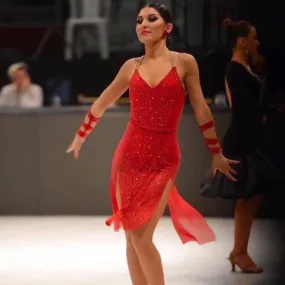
[106,55,215,245]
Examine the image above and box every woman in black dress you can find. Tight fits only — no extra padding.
[222,18,265,273]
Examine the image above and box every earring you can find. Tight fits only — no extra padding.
[162,31,169,39]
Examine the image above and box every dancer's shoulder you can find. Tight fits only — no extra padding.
[225,61,248,79]
[121,58,138,69]
[177,53,197,64]
[117,58,138,77]
[175,53,199,75]
[176,53,198,70]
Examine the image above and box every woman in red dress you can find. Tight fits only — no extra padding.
[67,3,237,284]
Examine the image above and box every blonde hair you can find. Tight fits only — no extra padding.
[7,62,28,78]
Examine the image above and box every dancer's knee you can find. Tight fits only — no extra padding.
[125,231,133,246]
[132,236,153,253]
[125,230,149,251]
[129,227,153,252]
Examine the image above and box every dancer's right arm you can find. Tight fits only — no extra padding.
[66,58,136,159]
[89,58,135,118]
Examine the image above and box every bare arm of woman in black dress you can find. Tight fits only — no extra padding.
[225,79,232,107]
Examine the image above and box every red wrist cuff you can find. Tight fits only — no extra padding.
[77,109,99,138]
[209,146,222,154]
[87,110,99,123]
[204,138,219,145]
[199,120,222,155]
[199,120,215,132]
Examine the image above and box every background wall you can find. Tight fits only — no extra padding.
[0,107,283,218]
[0,0,284,222]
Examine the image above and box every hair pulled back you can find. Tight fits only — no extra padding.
[223,18,252,48]
[144,2,172,23]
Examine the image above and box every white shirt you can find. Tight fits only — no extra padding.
[0,84,43,108]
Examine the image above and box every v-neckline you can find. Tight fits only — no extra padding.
[136,67,175,89]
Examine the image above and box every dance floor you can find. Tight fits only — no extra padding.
[0,217,284,285]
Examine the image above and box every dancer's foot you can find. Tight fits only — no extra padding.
[228,252,264,273]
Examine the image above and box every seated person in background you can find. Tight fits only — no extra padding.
[0,62,43,108]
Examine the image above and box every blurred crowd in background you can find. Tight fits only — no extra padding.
[0,0,284,109]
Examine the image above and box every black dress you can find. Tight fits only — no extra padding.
[222,61,263,157]
[201,61,277,200]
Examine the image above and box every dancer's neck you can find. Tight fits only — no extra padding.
[231,49,249,68]
[144,41,169,59]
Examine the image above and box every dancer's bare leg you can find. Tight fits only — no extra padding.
[230,195,264,271]
[116,177,148,285]
[129,179,174,285]
[125,232,149,285]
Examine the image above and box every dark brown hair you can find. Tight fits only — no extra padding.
[223,18,252,48]
[144,2,172,24]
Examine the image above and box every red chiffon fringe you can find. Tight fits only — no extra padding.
[106,182,216,245]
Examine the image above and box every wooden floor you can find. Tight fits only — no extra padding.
[0,217,284,285]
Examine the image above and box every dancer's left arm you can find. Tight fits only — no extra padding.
[181,53,238,181]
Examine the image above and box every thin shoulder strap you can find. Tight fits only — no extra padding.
[135,56,144,70]
[173,52,179,67]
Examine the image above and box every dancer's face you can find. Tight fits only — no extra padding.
[237,26,259,57]
[136,7,173,44]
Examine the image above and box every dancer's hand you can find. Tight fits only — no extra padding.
[212,153,239,182]
[66,135,85,159]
